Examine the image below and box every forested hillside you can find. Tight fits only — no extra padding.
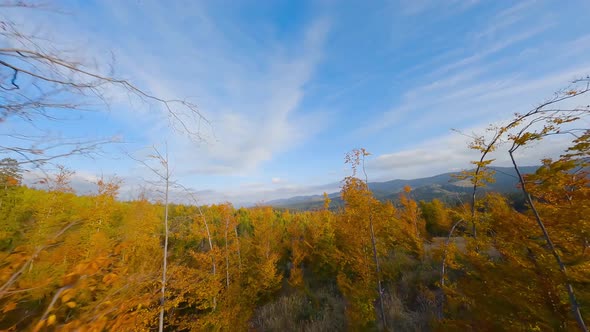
[267,166,539,210]
[1,123,590,330]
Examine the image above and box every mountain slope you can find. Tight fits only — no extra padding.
[268,166,538,210]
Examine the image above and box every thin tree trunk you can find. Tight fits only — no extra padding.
[178,186,219,310]
[38,285,73,323]
[176,187,219,310]
[510,150,587,332]
[470,191,477,238]
[196,205,216,309]
[158,155,169,332]
[361,153,387,330]
[440,220,464,288]
[438,219,464,320]
[234,226,242,274]
[225,217,230,288]
[369,216,387,329]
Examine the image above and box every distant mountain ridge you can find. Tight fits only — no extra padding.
[267,166,539,210]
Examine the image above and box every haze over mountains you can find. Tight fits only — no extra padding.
[267,166,538,210]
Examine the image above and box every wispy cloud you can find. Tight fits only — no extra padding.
[367,123,581,181]
[121,15,331,178]
[6,1,590,205]
[363,19,586,134]
[357,1,590,182]
[398,0,479,16]
[472,0,538,40]
[8,2,331,178]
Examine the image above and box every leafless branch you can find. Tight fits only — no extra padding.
[1,11,211,168]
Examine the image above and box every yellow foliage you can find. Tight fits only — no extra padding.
[2,301,17,313]
[2,132,590,332]
[61,289,75,303]
[33,320,45,332]
[102,273,118,285]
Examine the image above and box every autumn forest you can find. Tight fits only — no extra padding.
[2,108,590,331]
[2,2,590,332]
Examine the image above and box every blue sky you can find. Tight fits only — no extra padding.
[4,0,590,204]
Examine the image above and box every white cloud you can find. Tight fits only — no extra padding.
[7,1,590,206]
[433,24,550,77]
[367,123,582,181]
[24,169,106,196]
[398,0,479,16]
[132,176,339,206]
[363,4,590,181]
[363,23,590,134]
[116,15,331,178]
[3,2,331,179]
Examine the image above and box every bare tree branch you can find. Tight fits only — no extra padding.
[1,9,211,168]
